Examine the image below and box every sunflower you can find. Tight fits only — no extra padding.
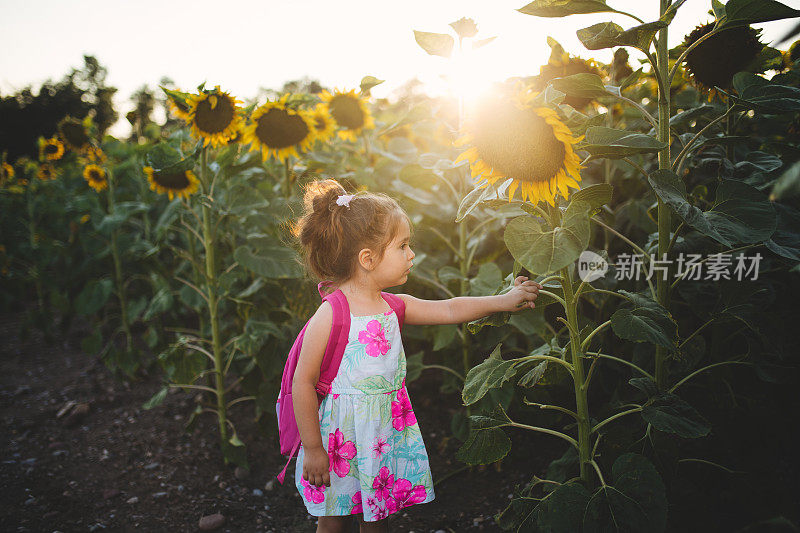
[682,22,764,100]
[58,117,91,152]
[37,164,58,181]
[168,96,192,123]
[40,137,65,161]
[534,39,604,110]
[308,103,336,143]
[1,162,14,185]
[319,89,375,142]
[143,166,199,201]
[186,87,243,148]
[83,164,108,192]
[242,96,316,162]
[455,91,583,207]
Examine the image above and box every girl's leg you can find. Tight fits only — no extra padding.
[316,515,351,533]
[358,514,389,533]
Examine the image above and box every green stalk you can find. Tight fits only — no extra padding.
[26,184,45,313]
[283,157,291,200]
[200,147,229,456]
[107,168,133,355]
[458,216,472,420]
[550,203,591,485]
[654,0,672,391]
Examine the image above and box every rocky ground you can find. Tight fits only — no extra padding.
[1,309,560,532]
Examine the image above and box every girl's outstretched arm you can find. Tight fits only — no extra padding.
[292,301,333,488]
[399,276,542,326]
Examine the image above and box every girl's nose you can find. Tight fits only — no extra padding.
[408,247,415,259]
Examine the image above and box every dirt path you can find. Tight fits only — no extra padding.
[1,309,558,532]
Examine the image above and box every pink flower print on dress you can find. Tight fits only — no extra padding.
[358,319,390,357]
[300,476,325,504]
[350,490,363,514]
[328,428,357,478]
[332,393,339,399]
[391,387,417,432]
[372,466,394,502]
[372,435,390,459]
[385,478,427,513]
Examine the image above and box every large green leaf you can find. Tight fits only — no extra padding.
[611,290,677,350]
[766,203,800,262]
[723,0,800,26]
[722,75,800,113]
[576,20,665,51]
[582,127,667,159]
[455,409,513,465]
[504,201,591,275]
[584,453,667,533]
[649,170,776,247]
[641,392,712,438]
[456,179,498,222]
[550,73,609,99]
[413,30,454,58]
[497,481,591,532]
[571,183,613,216]
[143,288,173,320]
[462,344,522,406]
[518,0,613,17]
[96,202,149,234]
[75,279,114,316]
[233,245,303,279]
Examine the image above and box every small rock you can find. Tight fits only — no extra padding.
[102,488,120,500]
[62,403,90,428]
[252,489,263,497]
[234,466,249,480]
[218,481,227,490]
[126,496,139,504]
[143,462,160,470]
[24,497,35,505]
[435,530,447,533]
[198,513,226,531]
[264,480,275,491]
[48,441,66,450]
[152,491,168,499]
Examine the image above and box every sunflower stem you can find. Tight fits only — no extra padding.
[283,157,291,200]
[655,0,673,393]
[200,147,229,461]
[106,167,134,362]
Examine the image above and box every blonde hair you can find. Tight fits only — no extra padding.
[291,178,411,284]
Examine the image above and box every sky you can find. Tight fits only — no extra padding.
[1,0,798,137]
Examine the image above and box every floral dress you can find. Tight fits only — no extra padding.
[294,307,435,521]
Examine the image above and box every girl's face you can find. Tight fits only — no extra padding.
[372,219,415,288]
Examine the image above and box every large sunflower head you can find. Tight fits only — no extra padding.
[682,22,764,99]
[455,90,583,207]
[242,95,316,162]
[83,164,108,192]
[58,117,91,152]
[40,137,65,161]
[308,103,336,144]
[143,166,200,201]
[319,88,375,142]
[186,87,243,148]
[37,164,58,181]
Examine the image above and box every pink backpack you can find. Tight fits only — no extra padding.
[275,281,406,484]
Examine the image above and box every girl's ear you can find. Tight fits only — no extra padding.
[357,248,376,271]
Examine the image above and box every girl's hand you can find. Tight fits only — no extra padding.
[500,276,541,312]
[303,445,331,488]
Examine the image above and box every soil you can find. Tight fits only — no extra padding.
[0,308,559,533]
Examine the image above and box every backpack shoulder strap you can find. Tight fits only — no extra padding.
[381,292,406,333]
[316,288,350,395]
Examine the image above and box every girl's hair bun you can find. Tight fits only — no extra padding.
[303,178,346,216]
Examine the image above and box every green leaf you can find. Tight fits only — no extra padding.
[438,266,464,285]
[233,245,303,279]
[550,73,609,99]
[143,288,173,320]
[581,127,667,159]
[497,480,591,531]
[142,386,169,410]
[456,179,496,223]
[413,30,454,58]
[518,0,613,17]
[504,201,591,275]
[432,325,458,351]
[462,344,522,406]
[771,160,800,201]
[406,352,424,383]
[359,76,384,94]
[641,392,712,438]
[611,290,677,350]
[518,360,548,387]
[705,180,777,245]
[570,183,613,216]
[723,0,800,26]
[765,203,800,261]
[576,20,666,52]
[96,202,149,234]
[75,279,114,316]
[721,78,800,114]
[584,453,667,533]
[469,262,503,296]
[466,311,512,334]
[455,409,513,464]
[628,377,658,398]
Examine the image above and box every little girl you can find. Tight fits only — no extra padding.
[290,178,541,533]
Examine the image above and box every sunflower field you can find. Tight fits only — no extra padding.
[2,0,800,530]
